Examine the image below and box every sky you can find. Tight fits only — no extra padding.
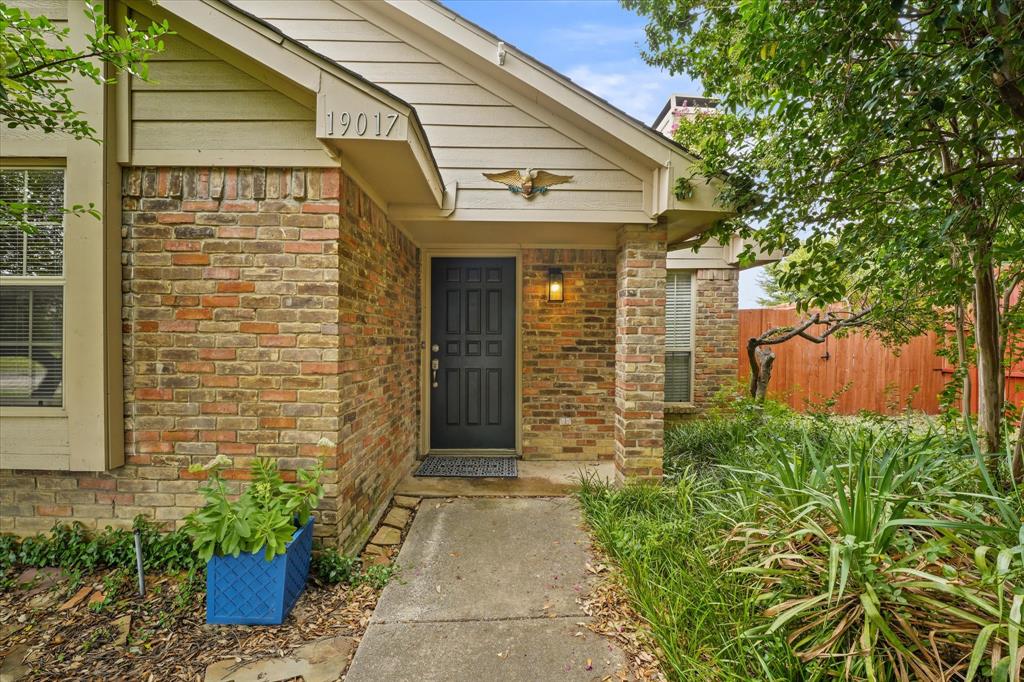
[441,0,765,307]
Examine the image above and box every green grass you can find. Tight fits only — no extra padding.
[578,404,1023,681]
[579,473,799,680]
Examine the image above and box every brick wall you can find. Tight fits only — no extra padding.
[614,225,667,481]
[334,180,419,550]
[521,249,615,460]
[693,269,739,407]
[0,167,418,550]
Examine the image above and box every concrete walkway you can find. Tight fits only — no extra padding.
[345,497,628,681]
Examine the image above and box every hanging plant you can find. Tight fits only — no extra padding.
[673,176,695,201]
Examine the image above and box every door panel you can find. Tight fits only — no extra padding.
[430,257,515,449]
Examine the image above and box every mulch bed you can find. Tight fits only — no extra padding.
[0,567,381,681]
[0,497,425,681]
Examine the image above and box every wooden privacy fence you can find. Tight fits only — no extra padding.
[738,307,1024,414]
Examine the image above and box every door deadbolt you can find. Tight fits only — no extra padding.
[431,344,439,353]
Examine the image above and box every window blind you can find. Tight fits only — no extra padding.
[665,271,693,403]
[0,168,65,407]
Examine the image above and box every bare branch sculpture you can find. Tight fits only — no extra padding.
[747,307,875,401]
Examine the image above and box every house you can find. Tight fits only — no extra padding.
[2,0,733,549]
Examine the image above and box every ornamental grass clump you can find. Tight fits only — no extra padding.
[730,427,1023,681]
[579,414,1023,681]
[183,455,325,562]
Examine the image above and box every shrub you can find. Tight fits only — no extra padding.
[0,517,199,576]
[183,456,325,562]
[311,548,358,585]
[2,517,396,594]
[310,548,397,589]
[664,396,806,478]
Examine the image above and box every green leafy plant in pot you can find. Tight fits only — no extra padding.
[184,452,326,624]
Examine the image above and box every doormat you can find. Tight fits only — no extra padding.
[414,456,518,479]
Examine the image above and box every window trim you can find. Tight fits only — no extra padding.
[0,167,67,414]
[665,269,696,405]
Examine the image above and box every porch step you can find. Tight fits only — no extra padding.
[394,460,613,498]
[423,449,518,459]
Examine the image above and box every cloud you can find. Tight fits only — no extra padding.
[564,62,700,126]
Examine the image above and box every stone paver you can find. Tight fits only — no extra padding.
[203,635,353,682]
[346,497,628,681]
[0,644,30,682]
[369,526,401,546]
[382,506,411,529]
[392,495,420,509]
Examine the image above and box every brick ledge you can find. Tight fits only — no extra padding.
[664,402,700,415]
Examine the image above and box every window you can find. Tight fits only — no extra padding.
[0,168,65,407]
[665,270,694,403]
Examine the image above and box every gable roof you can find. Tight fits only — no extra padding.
[350,0,728,233]
[145,0,729,239]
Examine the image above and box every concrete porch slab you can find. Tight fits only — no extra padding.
[394,460,613,498]
[345,497,629,682]
[371,497,593,623]
[344,619,626,682]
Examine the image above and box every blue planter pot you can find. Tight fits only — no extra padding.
[205,518,314,625]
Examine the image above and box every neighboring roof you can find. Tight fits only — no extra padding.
[417,0,701,162]
[653,95,719,130]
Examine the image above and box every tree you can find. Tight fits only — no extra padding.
[625,0,1024,457]
[1,1,169,233]
[756,245,861,308]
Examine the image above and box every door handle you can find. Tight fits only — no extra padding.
[431,358,439,388]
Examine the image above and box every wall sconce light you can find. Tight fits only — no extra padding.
[547,268,564,302]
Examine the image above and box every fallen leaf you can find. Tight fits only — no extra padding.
[111,615,131,647]
[58,586,92,611]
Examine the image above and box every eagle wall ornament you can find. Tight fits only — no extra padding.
[482,168,573,198]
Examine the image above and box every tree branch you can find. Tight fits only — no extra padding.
[6,50,106,80]
[940,157,1024,179]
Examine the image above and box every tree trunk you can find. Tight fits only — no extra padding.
[972,250,1003,456]
[753,347,776,402]
[747,338,760,399]
[954,301,971,417]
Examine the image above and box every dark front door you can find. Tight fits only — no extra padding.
[430,257,516,450]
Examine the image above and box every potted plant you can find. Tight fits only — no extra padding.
[183,454,325,625]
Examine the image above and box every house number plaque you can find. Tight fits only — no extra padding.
[325,110,399,137]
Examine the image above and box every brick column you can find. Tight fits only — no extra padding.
[693,269,739,407]
[614,224,666,482]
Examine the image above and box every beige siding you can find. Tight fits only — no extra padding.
[0,416,70,470]
[130,34,318,155]
[233,0,644,209]
[9,0,67,19]
[667,243,735,269]
[2,1,122,473]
